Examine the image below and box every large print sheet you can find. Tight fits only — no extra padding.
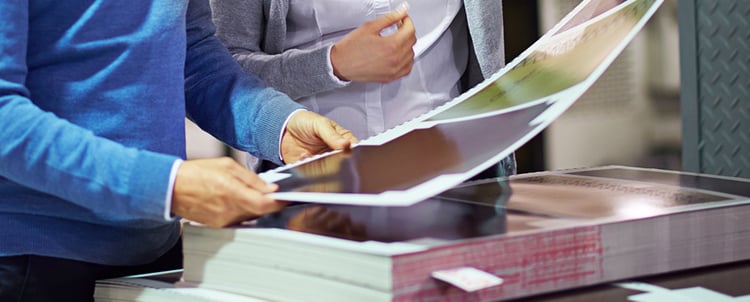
[261,0,664,206]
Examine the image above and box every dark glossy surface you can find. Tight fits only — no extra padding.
[263,167,748,243]
[255,197,508,243]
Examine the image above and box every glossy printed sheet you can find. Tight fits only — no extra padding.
[255,166,750,244]
[261,0,664,206]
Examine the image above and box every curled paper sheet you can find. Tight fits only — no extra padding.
[261,0,665,206]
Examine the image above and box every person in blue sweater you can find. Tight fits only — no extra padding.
[0,0,356,301]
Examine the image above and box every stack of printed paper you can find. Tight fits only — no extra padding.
[181,166,750,301]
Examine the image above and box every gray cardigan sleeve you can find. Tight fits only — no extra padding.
[464,0,505,79]
[210,0,348,100]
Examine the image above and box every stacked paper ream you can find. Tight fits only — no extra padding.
[393,207,750,301]
[180,227,408,289]
[181,257,392,302]
[180,225,418,301]
[180,207,750,302]
[601,205,750,279]
[389,226,606,301]
[111,200,750,302]
[179,165,750,302]
[178,0,749,300]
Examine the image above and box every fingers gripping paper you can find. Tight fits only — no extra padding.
[261,0,664,206]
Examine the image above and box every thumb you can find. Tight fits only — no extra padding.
[365,6,409,32]
[315,118,353,151]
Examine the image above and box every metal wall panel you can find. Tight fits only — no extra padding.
[679,0,750,177]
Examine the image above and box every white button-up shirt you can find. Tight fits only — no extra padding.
[285,0,466,139]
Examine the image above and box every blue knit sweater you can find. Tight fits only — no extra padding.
[0,0,304,265]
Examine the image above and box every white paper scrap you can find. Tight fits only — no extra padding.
[431,267,503,292]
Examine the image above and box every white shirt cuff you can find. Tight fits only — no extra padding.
[164,158,183,221]
[279,109,308,163]
[326,44,352,85]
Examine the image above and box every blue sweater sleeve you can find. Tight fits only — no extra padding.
[183,0,305,163]
[0,2,179,223]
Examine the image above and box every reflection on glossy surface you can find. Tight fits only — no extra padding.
[257,194,509,243]
[446,169,739,222]
[503,175,728,219]
[568,167,750,198]
[275,101,550,194]
[261,167,745,243]
[287,206,368,241]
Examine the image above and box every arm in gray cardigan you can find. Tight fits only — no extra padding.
[210,0,347,100]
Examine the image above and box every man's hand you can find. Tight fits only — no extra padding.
[330,8,416,82]
[281,110,358,164]
[171,157,284,228]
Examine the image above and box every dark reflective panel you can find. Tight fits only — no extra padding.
[275,101,551,194]
[259,167,747,243]
[255,197,509,243]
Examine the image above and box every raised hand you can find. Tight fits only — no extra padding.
[330,7,417,83]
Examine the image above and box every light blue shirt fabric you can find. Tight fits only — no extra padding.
[0,0,304,265]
